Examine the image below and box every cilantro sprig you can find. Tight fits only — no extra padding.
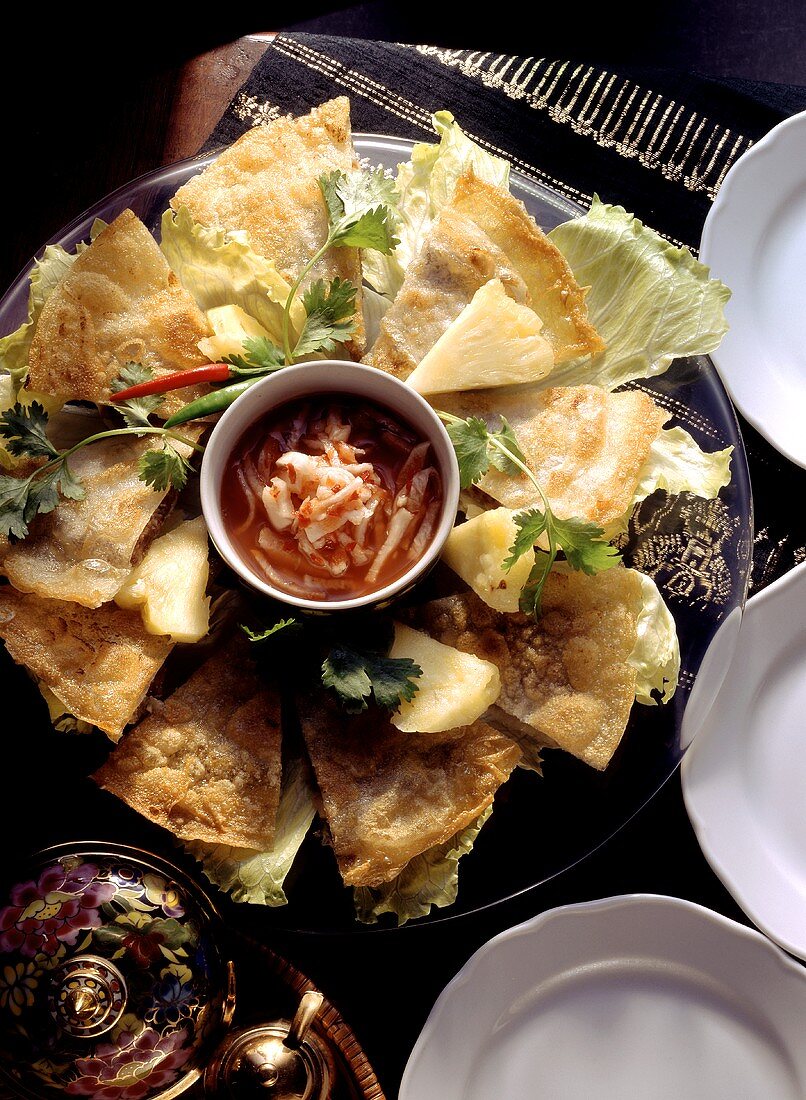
[0,373,203,539]
[278,167,399,363]
[242,612,422,716]
[440,411,621,616]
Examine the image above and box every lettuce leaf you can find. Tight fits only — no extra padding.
[353,806,492,926]
[160,206,305,347]
[185,757,316,906]
[629,572,680,705]
[362,285,392,351]
[363,112,510,298]
[634,426,732,506]
[547,197,730,390]
[0,229,102,393]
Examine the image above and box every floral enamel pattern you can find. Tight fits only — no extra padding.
[0,851,225,1099]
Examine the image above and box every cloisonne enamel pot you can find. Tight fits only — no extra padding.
[0,844,334,1100]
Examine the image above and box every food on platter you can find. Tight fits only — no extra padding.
[405,278,555,394]
[300,695,520,886]
[27,210,212,418]
[451,172,605,362]
[93,639,283,849]
[439,385,670,526]
[114,515,210,642]
[0,587,173,739]
[0,435,188,607]
[403,570,645,771]
[171,96,367,357]
[388,623,500,733]
[441,506,536,613]
[221,394,443,601]
[0,100,735,924]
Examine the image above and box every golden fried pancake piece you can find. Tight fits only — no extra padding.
[172,98,365,356]
[404,570,643,770]
[300,697,519,886]
[93,640,282,849]
[27,210,212,417]
[0,436,184,608]
[364,206,529,379]
[452,173,604,361]
[439,384,669,526]
[0,587,173,740]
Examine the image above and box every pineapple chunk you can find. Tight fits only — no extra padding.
[115,516,210,642]
[443,507,536,613]
[198,304,272,361]
[406,279,554,394]
[390,623,500,733]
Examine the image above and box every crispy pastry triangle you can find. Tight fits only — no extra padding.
[0,436,186,607]
[27,210,212,417]
[451,172,604,362]
[363,206,529,379]
[93,640,283,849]
[172,97,365,356]
[439,384,669,526]
[301,696,519,887]
[0,587,173,740]
[404,570,643,771]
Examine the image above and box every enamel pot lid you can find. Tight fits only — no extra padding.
[0,843,233,1100]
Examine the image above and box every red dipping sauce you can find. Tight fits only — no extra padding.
[221,395,444,602]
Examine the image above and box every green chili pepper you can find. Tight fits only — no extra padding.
[163,378,261,428]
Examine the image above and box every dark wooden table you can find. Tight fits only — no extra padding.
[0,27,797,1097]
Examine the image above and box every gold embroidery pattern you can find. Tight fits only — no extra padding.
[410,46,753,201]
[232,93,281,127]
[626,492,741,613]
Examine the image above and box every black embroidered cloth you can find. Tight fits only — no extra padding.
[205,33,806,593]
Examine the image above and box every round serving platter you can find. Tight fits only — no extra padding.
[0,135,753,932]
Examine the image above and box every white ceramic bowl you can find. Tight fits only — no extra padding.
[200,360,460,612]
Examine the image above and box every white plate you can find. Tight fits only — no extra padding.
[700,110,806,468]
[400,895,806,1100]
[683,562,806,960]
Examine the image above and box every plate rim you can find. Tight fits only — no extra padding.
[700,108,806,469]
[683,560,806,960]
[400,892,806,1099]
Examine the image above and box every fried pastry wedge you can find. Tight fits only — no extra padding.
[403,569,643,771]
[363,206,529,379]
[172,97,365,356]
[0,587,173,740]
[300,696,520,886]
[451,172,604,362]
[439,384,669,527]
[0,436,190,608]
[27,210,212,417]
[93,639,283,850]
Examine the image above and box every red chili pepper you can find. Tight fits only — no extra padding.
[112,363,232,401]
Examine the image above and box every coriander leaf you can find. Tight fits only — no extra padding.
[0,402,59,460]
[519,551,554,618]
[553,515,621,575]
[502,508,548,571]
[138,445,192,491]
[110,362,153,393]
[322,645,422,714]
[445,416,491,489]
[54,461,85,502]
[224,336,286,376]
[488,416,527,475]
[336,166,399,220]
[0,472,34,538]
[319,169,400,255]
[241,618,298,643]
[110,363,163,429]
[322,647,372,712]
[367,654,421,710]
[293,277,357,359]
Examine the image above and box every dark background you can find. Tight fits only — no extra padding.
[1,7,804,1095]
